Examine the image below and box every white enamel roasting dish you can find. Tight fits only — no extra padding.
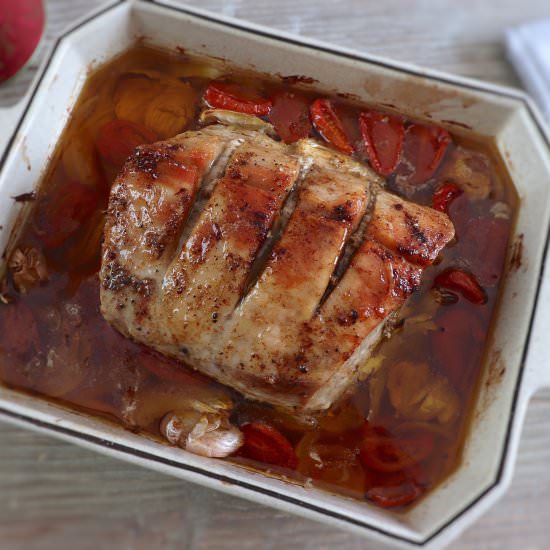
[1,1,550,547]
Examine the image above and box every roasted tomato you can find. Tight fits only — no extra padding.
[461,216,511,287]
[269,90,312,143]
[240,422,297,468]
[296,433,366,497]
[359,110,404,176]
[366,480,423,508]
[34,181,99,249]
[363,460,426,508]
[310,98,353,155]
[360,422,435,473]
[203,81,272,116]
[96,119,157,167]
[432,307,487,390]
[396,123,451,186]
[434,268,487,305]
[432,182,463,213]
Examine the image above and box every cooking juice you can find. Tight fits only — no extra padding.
[0,46,517,508]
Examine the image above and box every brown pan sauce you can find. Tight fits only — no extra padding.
[0,46,517,509]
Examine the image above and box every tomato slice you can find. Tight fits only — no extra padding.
[396,123,451,186]
[309,98,353,155]
[34,181,99,249]
[96,119,157,167]
[359,110,404,176]
[295,439,366,497]
[204,81,272,116]
[432,182,463,213]
[139,350,208,385]
[360,423,435,473]
[460,216,511,287]
[432,307,487,390]
[268,90,312,143]
[434,268,487,305]
[240,422,298,468]
[366,481,423,508]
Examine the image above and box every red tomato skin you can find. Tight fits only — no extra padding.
[359,110,404,176]
[366,481,423,508]
[204,82,272,116]
[431,307,487,390]
[359,423,435,473]
[269,91,312,143]
[396,123,451,186]
[34,181,99,249]
[434,268,487,305]
[96,119,157,167]
[460,216,511,287]
[0,0,45,82]
[309,99,353,155]
[240,422,297,469]
[432,182,463,213]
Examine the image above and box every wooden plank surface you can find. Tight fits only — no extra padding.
[1,1,550,548]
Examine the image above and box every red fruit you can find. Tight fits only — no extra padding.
[359,110,405,176]
[396,123,451,186]
[269,90,312,143]
[240,422,297,468]
[434,268,487,305]
[432,182,463,213]
[96,119,157,167]
[360,423,435,473]
[310,98,353,155]
[366,481,423,508]
[0,0,45,82]
[461,216,512,287]
[431,307,487,390]
[204,81,272,116]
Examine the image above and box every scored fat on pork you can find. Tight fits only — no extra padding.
[100,110,455,414]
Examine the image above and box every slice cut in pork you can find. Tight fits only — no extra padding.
[100,111,455,414]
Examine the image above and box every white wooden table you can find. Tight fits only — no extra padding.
[1,1,550,548]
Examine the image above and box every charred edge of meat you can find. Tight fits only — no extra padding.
[102,260,154,297]
[402,209,453,265]
[392,265,421,297]
[126,144,176,180]
[373,242,422,299]
[237,155,312,303]
[399,211,436,264]
[173,137,244,257]
[404,211,427,244]
[330,201,357,223]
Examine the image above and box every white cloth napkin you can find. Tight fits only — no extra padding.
[506,19,550,120]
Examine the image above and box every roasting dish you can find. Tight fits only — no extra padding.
[1,1,550,547]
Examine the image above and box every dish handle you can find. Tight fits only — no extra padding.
[524,245,550,395]
[0,101,25,163]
